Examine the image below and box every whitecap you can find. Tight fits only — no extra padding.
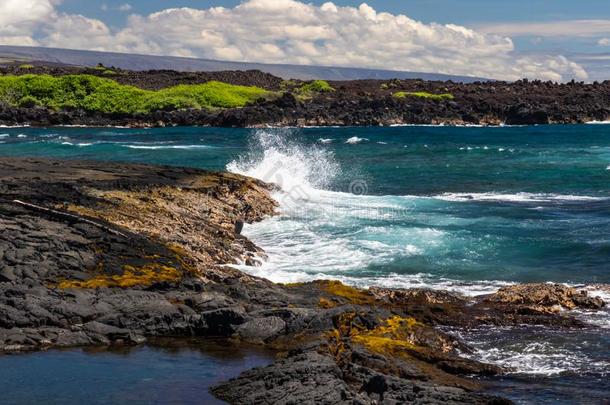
[61,142,94,147]
[345,136,368,144]
[318,138,333,144]
[586,120,610,125]
[123,144,213,150]
[432,192,606,203]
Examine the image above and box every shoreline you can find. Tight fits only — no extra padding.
[0,157,607,404]
[1,65,610,129]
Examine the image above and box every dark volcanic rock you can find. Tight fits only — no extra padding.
[211,349,509,405]
[1,65,610,127]
[486,283,605,311]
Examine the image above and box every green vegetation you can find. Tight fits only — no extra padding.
[393,91,454,101]
[0,74,269,114]
[280,79,298,90]
[293,80,335,100]
[299,80,334,94]
[18,64,34,70]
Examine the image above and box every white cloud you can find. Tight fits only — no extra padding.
[598,38,610,47]
[0,0,55,46]
[479,19,610,38]
[0,0,588,81]
[101,3,132,12]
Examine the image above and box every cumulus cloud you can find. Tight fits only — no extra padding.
[0,0,588,81]
[479,20,610,38]
[598,38,610,47]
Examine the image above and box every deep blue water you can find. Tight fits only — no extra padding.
[1,124,609,403]
[0,340,274,405]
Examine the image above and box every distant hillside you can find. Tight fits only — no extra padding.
[0,45,489,83]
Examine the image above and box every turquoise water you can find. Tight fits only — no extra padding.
[1,124,609,402]
[2,125,608,288]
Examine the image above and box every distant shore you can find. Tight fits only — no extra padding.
[1,64,609,128]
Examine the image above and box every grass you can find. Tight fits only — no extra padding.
[0,74,269,114]
[393,91,454,101]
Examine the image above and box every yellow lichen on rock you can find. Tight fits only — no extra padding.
[316,280,376,305]
[352,316,420,354]
[58,263,181,289]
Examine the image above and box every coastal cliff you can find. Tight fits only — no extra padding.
[1,64,610,127]
[0,157,605,404]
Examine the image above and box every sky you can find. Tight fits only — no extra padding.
[3,0,610,81]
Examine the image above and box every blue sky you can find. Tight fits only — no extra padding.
[4,0,610,81]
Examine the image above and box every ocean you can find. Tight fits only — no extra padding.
[0,124,608,403]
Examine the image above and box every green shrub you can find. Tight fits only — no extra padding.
[380,83,389,90]
[393,91,454,101]
[18,95,41,108]
[18,64,34,70]
[299,80,334,94]
[0,74,269,114]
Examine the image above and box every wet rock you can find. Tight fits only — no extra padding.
[212,349,508,405]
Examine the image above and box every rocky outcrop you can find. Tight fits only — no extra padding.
[485,283,605,312]
[0,158,606,404]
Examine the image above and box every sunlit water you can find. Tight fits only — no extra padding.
[1,124,609,403]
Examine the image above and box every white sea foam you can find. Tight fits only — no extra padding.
[0,134,9,138]
[228,130,339,194]
[450,324,610,377]
[61,142,94,147]
[432,192,606,203]
[16,134,27,138]
[123,144,213,150]
[318,138,333,144]
[345,136,368,144]
[586,120,610,125]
